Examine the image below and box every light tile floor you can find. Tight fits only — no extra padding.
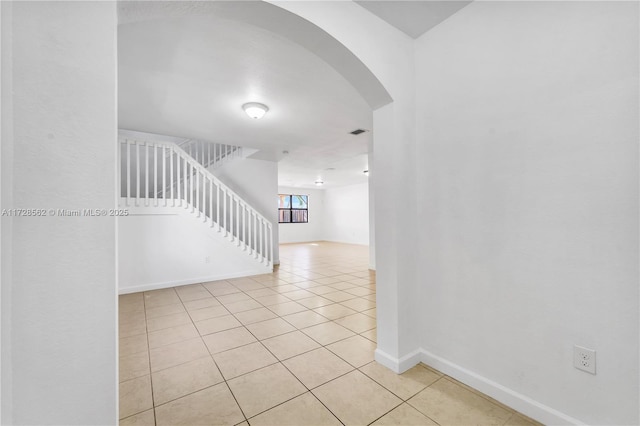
[119,242,541,426]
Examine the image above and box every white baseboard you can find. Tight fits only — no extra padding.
[119,269,270,294]
[374,348,422,374]
[375,347,584,425]
[419,348,584,425]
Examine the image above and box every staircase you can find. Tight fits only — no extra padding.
[176,139,243,170]
[118,137,274,269]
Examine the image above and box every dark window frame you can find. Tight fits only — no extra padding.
[278,194,308,224]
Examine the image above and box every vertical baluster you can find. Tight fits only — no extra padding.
[236,199,240,246]
[257,218,262,261]
[256,214,260,258]
[199,172,204,220]
[170,148,174,207]
[134,141,140,206]
[118,140,122,204]
[207,143,211,168]
[223,190,228,236]
[253,213,257,258]
[201,173,204,219]
[145,142,149,206]
[258,219,262,263]
[162,145,166,206]
[185,157,189,208]
[209,178,214,227]
[262,219,266,263]
[243,205,247,250]
[153,144,158,206]
[196,167,200,216]
[269,225,274,267]
[185,160,189,208]
[267,224,271,267]
[216,184,220,232]
[126,140,131,207]
[248,211,252,255]
[183,156,188,208]
[229,194,234,240]
[238,202,242,246]
[184,157,189,207]
[189,162,194,212]
[176,151,181,206]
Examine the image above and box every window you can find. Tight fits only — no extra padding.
[278,194,308,223]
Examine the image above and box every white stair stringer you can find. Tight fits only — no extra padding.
[118,137,274,270]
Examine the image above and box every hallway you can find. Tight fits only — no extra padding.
[119,242,538,425]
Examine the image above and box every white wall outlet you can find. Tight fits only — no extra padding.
[205,256,211,264]
[574,345,596,374]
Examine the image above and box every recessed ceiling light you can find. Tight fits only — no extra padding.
[315,180,324,186]
[242,102,269,119]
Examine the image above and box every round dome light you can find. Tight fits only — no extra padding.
[242,102,269,119]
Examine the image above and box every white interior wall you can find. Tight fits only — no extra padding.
[119,207,271,293]
[323,182,370,246]
[274,1,639,424]
[278,184,370,246]
[414,2,639,424]
[368,151,375,270]
[2,2,117,423]
[273,0,421,370]
[278,186,325,244]
[0,3,13,422]
[213,157,280,264]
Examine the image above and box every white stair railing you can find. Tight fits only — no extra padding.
[119,138,273,267]
[177,140,243,170]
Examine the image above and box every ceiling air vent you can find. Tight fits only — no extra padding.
[350,129,367,135]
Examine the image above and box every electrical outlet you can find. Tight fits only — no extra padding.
[205,256,211,264]
[574,345,596,374]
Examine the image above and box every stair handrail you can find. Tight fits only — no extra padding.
[169,142,271,227]
[119,137,273,267]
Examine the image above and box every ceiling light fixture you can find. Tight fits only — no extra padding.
[242,102,269,119]
[315,180,324,186]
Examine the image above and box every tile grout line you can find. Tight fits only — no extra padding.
[211,279,373,424]
[123,250,380,424]
[157,284,251,424]
[142,289,156,426]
